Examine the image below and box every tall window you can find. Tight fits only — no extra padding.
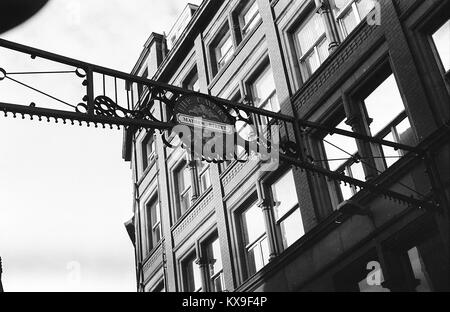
[198,161,211,194]
[432,20,450,74]
[145,196,161,252]
[174,161,192,220]
[362,73,412,169]
[295,11,329,80]
[183,70,200,92]
[333,0,376,38]
[204,236,225,292]
[322,118,364,202]
[252,67,279,112]
[213,31,234,73]
[270,170,305,249]
[142,132,156,170]
[182,253,202,292]
[238,1,261,38]
[320,70,413,206]
[241,203,270,277]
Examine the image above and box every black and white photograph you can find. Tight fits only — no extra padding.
[0,0,449,301]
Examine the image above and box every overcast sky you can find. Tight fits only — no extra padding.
[0,0,202,292]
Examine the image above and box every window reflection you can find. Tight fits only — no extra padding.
[271,170,305,249]
[432,20,450,73]
[242,203,269,276]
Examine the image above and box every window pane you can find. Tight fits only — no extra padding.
[242,204,266,244]
[271,170,298,220]
[190,259,202,291]
[150,201,159,225]
[180,189,191,213]
[192,79,200,92]
[323,120,358,171]
[268,93,280,112]
[253,68,277,109]
[296,13,326,55]
[217,35,233,69]
[247,236,269,275]
[334,0,352,12]
[200,171,211,192]
[242,1,260,35]
[356,0,375,19]
[198,161,211,192]
[350,161,365,181]
[209,237,223,275]
[244,2,258,25]
[247,244,262,275]
[186,73,200,92]
[341,7,358,35]
[212,273,224,292]
[152,224,161,246]
[317,37,330,63]
[340,170,354,200]
[408,247,433,292]
[279,209,305,248]
[306,51,320,74]
[432,20,450,72]
[220,36,233,57]
[382,132,400,167]
[397,119,414,150]
[364,74,409,136]
[260,236,270,267]
[182,166,191,190]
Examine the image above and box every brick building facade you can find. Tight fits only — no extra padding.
[123,0,450,292]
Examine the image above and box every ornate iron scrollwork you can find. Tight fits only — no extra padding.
[0,38,435,211]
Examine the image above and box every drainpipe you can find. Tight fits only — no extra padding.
[315,0,341,53]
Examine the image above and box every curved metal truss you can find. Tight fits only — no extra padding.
[0,38,437,211]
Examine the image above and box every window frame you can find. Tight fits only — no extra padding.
[215,33,234,72]
[202,233,225,292]
[173,158,192,221]
[183,67,200,92]
[142,131,156,171]
[143,192,161,255]
[266,168,305,250]
[250,65,280,113]
[209,23,235,77]
[334,0,376,39]
[181,251,203,292]
[319,113,362,204]
[312,64,415,208]
[430,19,450,79]
[292,8,329,81]
[238,199,270,278]
[150,279,165,292]
[238,0,261,38]
[197,160,212,194]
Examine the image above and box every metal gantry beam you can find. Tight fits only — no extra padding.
[0,38,434,211]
